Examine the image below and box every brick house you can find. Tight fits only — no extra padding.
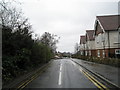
[94,15,120,58]
[86,30,96,57]
[79,36,86,56]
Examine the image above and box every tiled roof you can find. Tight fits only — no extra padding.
[97,15,120,30]
[80,36,86,44]
[86,30,95,41]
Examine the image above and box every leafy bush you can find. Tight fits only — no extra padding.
[31,42,52,65]
[2,1,58,85]
[2,26,54,84]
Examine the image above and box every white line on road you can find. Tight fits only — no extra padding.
[71,60,83,72]
[79,67,83,72]
[58,72,62,85]
[71,60,76,66]
[60,64,62,71]
[58,63,62,85]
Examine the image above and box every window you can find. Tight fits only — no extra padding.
[81,51,83,55]
[89,51,91,56]
[115,49,120,54]
[85,51,87,56]
[98,50,100,57]
[103,50,105,58]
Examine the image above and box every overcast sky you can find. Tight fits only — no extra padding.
[18,0,119,53]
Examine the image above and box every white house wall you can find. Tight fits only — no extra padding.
[87,41,95,50]
[95,31,119,49]
[95,33,107,49]
[109,31,119,48]
[80,44,86,50]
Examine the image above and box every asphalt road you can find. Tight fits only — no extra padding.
[72,59,120,86]
[23,59,100,89]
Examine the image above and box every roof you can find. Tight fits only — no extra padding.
[97,15,120,31]
[86,30,95,41]
[80,36,86,44]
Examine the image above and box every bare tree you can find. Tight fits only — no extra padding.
[74,43,79,54]
[40,32,60,53]
[0,0,31,31]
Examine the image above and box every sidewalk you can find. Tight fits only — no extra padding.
[72,58,120,87]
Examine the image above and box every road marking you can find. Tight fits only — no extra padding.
[81,69,109,90]
[20,75,38,89]
[17,79,29,88]
[17,71,41,89]
[58,72,62,85]
[18,72,41,89]
[17,62,51,89]
[83,71,108,89]
[79,67,83,72]
[71,60,109,89]
[71,60,76,66]
[60,64,62,71]
[58,63,62,85]
[82,71,103,90]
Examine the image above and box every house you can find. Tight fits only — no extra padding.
[86,30,96,57]
[79,35,86,56]
[94,15,120,58]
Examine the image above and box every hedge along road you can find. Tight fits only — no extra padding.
[17,59,110,89]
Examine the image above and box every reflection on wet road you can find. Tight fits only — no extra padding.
[23,59,101,88]
[72,58,119,86]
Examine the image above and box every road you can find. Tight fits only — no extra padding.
[20,58,110,89]
[72,59,120,86]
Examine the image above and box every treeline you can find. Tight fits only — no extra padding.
[2,26,55,84]
[1,1,59,84]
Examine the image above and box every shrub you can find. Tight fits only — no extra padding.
[73,54,120,67]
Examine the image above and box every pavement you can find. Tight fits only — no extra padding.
[72,58,120,87]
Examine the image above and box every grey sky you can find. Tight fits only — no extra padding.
[18,0,119,53]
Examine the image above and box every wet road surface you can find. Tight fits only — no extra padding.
[24,59,98,88]
[72,59,120,86]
